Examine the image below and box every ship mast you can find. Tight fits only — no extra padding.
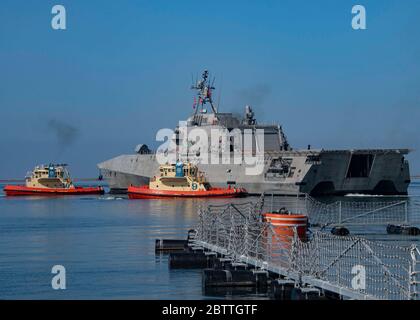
[191,70,217,115]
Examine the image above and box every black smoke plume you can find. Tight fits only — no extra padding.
[47,118,79,147]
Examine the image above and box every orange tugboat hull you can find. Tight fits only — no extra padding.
[3,185,104,196]
[128,185,247,199]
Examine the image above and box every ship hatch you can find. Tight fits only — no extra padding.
[346,154,374,178]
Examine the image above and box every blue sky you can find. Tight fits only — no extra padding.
[0,0,419,178]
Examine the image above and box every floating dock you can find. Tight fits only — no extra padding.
[167,196,420,300]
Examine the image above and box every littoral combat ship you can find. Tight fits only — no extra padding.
[98,70,411,196]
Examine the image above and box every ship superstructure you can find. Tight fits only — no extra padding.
[25,164,74,189]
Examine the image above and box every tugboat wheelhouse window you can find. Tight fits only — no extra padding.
[346,154,374,178]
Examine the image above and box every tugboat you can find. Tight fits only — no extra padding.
[128,162,247,199]
[3,164,104,196]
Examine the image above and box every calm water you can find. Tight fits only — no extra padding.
[0,186,246,299]
[0,181,419,299]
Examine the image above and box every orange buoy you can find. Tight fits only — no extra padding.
[263,213,308,242]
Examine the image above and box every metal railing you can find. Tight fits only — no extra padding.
[193,198,419,300]
[260,193,420,228]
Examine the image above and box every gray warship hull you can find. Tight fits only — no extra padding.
[98,149,410,195]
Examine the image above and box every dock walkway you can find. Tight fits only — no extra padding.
[189,197,420,300]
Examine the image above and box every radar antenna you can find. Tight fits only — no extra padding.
[191,69,217,115]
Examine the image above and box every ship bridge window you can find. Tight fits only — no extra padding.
[346,154,374,178]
